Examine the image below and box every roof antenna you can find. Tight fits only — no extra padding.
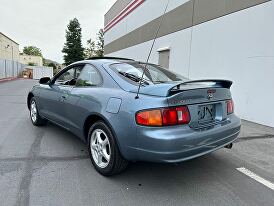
[135,0,170,99]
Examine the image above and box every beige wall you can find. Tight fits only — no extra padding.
[19,54,43,66]
[0,32,20,62]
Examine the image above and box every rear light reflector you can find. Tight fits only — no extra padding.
[227,99,234,114]
[136,106,190,126]
[176,106,191,124]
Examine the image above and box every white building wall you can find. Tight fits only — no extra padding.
[109,28,193,77]
[105,0,189,45]
[189,2,274,127]
[105,1,274,127]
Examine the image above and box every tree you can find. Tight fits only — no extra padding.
[85,39,96,58]
[47,63,59,75]
[27,62,36,66]
[95,29,104,57]
[85,29,104,58]
[62,18,85,65]
[23,46,42,56]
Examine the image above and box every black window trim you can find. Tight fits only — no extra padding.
[51,63,85,87]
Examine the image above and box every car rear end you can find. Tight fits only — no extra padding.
[134,80,241,162]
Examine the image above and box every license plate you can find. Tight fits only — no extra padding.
[198,104,215,123]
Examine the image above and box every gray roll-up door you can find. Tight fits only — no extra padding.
[158,49,170,69]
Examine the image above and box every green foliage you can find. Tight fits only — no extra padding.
[76,79,92,87]
[62,18,85,65]
[85,39,97,58]
[23,46,42,56]
[27,62,36,66]
[85,29,104,58]
[47,62,57,70]
[95,29,104,57]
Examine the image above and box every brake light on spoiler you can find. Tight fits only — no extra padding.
[136,106,190,126]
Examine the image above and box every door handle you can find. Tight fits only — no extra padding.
[61,95,67,99]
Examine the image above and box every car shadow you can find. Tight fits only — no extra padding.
[41,121,238,189]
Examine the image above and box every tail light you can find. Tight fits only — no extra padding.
[227,99,234,114]
[136,106,190,126]
[136,109,162,126]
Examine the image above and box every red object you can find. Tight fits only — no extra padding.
[162,108,177,125]
[227,99,234,114]
[136,106,190,126]
[104,0,145,33]
[0,77,19,83]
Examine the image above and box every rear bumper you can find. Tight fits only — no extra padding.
[133,115,241,162]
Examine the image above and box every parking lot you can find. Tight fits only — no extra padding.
[0,79,274,206]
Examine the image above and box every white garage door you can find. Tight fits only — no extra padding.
[33,67,53,79]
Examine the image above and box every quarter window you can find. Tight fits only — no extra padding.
[76,64,101,87]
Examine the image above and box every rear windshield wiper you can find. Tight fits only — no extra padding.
[152,80,167,84]
[118,71,150,85]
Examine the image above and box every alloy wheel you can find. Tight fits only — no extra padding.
[90,129,111,168]
[30,101,37,123]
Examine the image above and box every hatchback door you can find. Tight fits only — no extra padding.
[167,81,232,127]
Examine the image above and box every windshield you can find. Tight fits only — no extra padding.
[110,62,188,85]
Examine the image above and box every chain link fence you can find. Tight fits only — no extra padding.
[0,58,24,79]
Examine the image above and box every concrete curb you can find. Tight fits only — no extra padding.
[0,77,20,83]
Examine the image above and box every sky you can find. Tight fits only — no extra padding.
[0,0,116,63]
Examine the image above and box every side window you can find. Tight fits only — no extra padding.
[55,66,83,86]
[75,67,82,79]
[76,64,102,87]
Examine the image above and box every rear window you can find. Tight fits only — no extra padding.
[110,62,188,85]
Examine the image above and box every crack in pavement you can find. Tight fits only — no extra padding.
[15,129,45,206]
[0,155,89,162]
[10,127,88,206]
[236,135,274,143]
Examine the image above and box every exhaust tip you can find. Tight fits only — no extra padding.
[225,143,233,149]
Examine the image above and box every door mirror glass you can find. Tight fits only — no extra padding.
[39,77,51,84]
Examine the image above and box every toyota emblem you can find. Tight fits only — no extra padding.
[207,93,213,100]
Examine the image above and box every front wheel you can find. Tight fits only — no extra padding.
[88,121,128,176]
[29,97,47,126]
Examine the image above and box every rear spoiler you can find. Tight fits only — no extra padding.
[130,79,233,97]
[176,79,232,89]
[168,79,233,95]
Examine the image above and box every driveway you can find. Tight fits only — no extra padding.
[0,79,274,206]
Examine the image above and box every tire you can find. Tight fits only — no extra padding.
[29,97,47,126]
[88,121,128,176]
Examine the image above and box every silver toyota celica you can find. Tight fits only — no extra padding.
[27,57,241,176]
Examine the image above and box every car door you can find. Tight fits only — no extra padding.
[62,63,103,136]
[39,65,83,128]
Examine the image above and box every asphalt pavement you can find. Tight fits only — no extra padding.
[0,79,274,206]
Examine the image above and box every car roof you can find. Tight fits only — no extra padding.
[71,58,136,67]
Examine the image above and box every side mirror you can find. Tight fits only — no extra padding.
[39,77,51,85]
